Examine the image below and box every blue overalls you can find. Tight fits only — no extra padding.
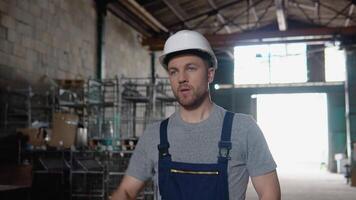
[158,111,234,200]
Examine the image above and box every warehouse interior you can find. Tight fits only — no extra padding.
[0,0,356,199]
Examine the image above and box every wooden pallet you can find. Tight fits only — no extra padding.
[56,79,85,89]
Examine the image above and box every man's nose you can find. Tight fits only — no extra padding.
[178,71,188,84]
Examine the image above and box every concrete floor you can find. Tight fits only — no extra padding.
[246,163,356,200]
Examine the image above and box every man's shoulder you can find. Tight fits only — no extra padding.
[232,112,253,121]
[212,104,256,125]
[220,109,253,123]
[142,114,176,135]
[223,111,257,131]
[145,120,163,133]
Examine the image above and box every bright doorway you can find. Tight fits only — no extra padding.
[255,93,328,173]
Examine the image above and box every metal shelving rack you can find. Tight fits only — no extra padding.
[154,77,178,120]
[2,86,54,131]
[86,77,120,147]
[117,76,177,200]
[55,80,86,122]
[104,150,131,198]
[71,150,105,200]
[119,76,155,140]
[102,149,155,200]
[21,149,71,200]
[9,76,177,200]
[117,76,156,197]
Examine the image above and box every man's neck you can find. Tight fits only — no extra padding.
[179,99,214,123]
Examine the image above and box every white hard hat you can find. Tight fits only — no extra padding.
[159,30,217,70]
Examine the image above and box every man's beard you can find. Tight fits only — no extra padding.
[174,85,209,110]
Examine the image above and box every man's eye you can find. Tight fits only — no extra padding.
[187,65,197,71]
[169,70,177,76]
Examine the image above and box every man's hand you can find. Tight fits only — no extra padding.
[110,175,145,200]
[251,170,281,200]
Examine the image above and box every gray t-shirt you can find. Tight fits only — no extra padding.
[126,104,276,200]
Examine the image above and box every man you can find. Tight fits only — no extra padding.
[112,30,280,200]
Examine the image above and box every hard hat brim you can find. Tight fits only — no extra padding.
[159,49,217,70]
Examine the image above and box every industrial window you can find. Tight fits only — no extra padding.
[234,43,307,84]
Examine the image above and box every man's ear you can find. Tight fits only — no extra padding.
[208,67,215,84]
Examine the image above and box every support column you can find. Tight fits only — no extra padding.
[327,93,347,172]
[150,52,156,84]
[150,52,156,117]
[345,46,356,172]
[213,56,234,84]
[95,0,109,80]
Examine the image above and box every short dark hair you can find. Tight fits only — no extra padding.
[164,49,213,68]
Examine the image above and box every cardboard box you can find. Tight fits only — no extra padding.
[17,128,45,146]
[48,112,78,148]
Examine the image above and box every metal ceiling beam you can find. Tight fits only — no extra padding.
[275,0,288,31]
[215,81,344,94]
[247,0,250,29]
[119,0,168,32]
[291,0,314,24]
[207,0,231,33]
[289,0,325,25]
[250,0,260,27]
[288,1,315,11]
[251,0,275,29]
[313,0,356,24]
[345,4,355,27]
[162,0,190,29]
[142,26,356,50]
[191,15,212,30]
[108,2,152,37]
[168,0,243,28]
[315,1,321,24]
[214,0,266,33]
[324,2,353,26]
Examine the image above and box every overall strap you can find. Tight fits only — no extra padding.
[218,111,234,163]
[158,118,170,157]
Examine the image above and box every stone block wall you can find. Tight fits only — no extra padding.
[0,0,155,89]
[105,12,150,78]
[0,0,96,88]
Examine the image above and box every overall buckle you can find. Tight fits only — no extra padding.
[158,144,170,157]
[218,141,232,159]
